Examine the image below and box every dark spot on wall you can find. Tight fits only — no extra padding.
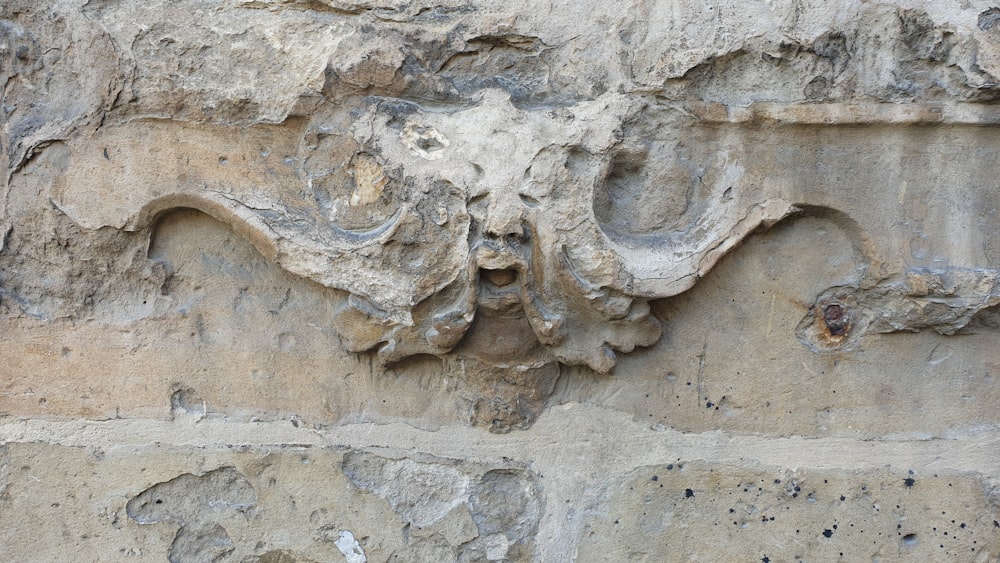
[822,303,849,335]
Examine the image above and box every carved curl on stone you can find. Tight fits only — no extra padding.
[51,90,798,373]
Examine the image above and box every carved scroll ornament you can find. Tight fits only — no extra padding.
[51,90,796,372]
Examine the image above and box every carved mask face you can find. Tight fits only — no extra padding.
[52,90,794,374]
[329,91,662,372]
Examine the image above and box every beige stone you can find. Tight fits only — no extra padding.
[578,462,1000,562]
[4,0,1000,560]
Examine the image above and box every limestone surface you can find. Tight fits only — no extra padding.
[3,0,1000,560]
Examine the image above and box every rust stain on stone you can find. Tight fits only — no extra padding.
[822,303,850,336]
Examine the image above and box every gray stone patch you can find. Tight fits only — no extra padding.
[342,452,544,561]
[127,466,256,563]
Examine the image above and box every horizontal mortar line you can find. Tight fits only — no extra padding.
[0,404,997,477]
[668,101,1000,125]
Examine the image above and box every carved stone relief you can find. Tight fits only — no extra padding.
[8,0,1000,433]
[45,89,813,429]
[8,2,1000,561]
[50,91,801,374]
[44,87,1000,429]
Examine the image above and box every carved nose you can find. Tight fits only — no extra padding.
[484,196,528,242]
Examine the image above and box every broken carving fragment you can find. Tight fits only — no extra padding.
[798,268,1000,351]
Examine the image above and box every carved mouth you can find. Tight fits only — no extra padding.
[452,266,552,368]
[429,234,565,364]
[477,268,522,312]
[481,267,517,287]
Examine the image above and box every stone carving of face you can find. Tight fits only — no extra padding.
[328,91,662,372]
[52,89,794,376]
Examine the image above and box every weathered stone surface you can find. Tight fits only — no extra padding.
[0,441,542,562]
[577,462,1000,562]
[555,213,1000,439]
[4,0,1000,560]
[0,413,998,561]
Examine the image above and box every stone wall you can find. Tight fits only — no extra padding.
[3,1,1000,560]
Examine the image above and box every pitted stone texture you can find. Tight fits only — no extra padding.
[577,461,1000,562]
[0,1,121,176]
[0,444,394,561]
[342,453,472,528]
[127,467,256,562]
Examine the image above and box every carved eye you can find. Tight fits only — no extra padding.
[593,146,695,241]
[518,166,541,207]
[415,179,466,228]
[311,152,404,232]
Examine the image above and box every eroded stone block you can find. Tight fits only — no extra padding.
[0,443,543,562]
[578,462,1000,562]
